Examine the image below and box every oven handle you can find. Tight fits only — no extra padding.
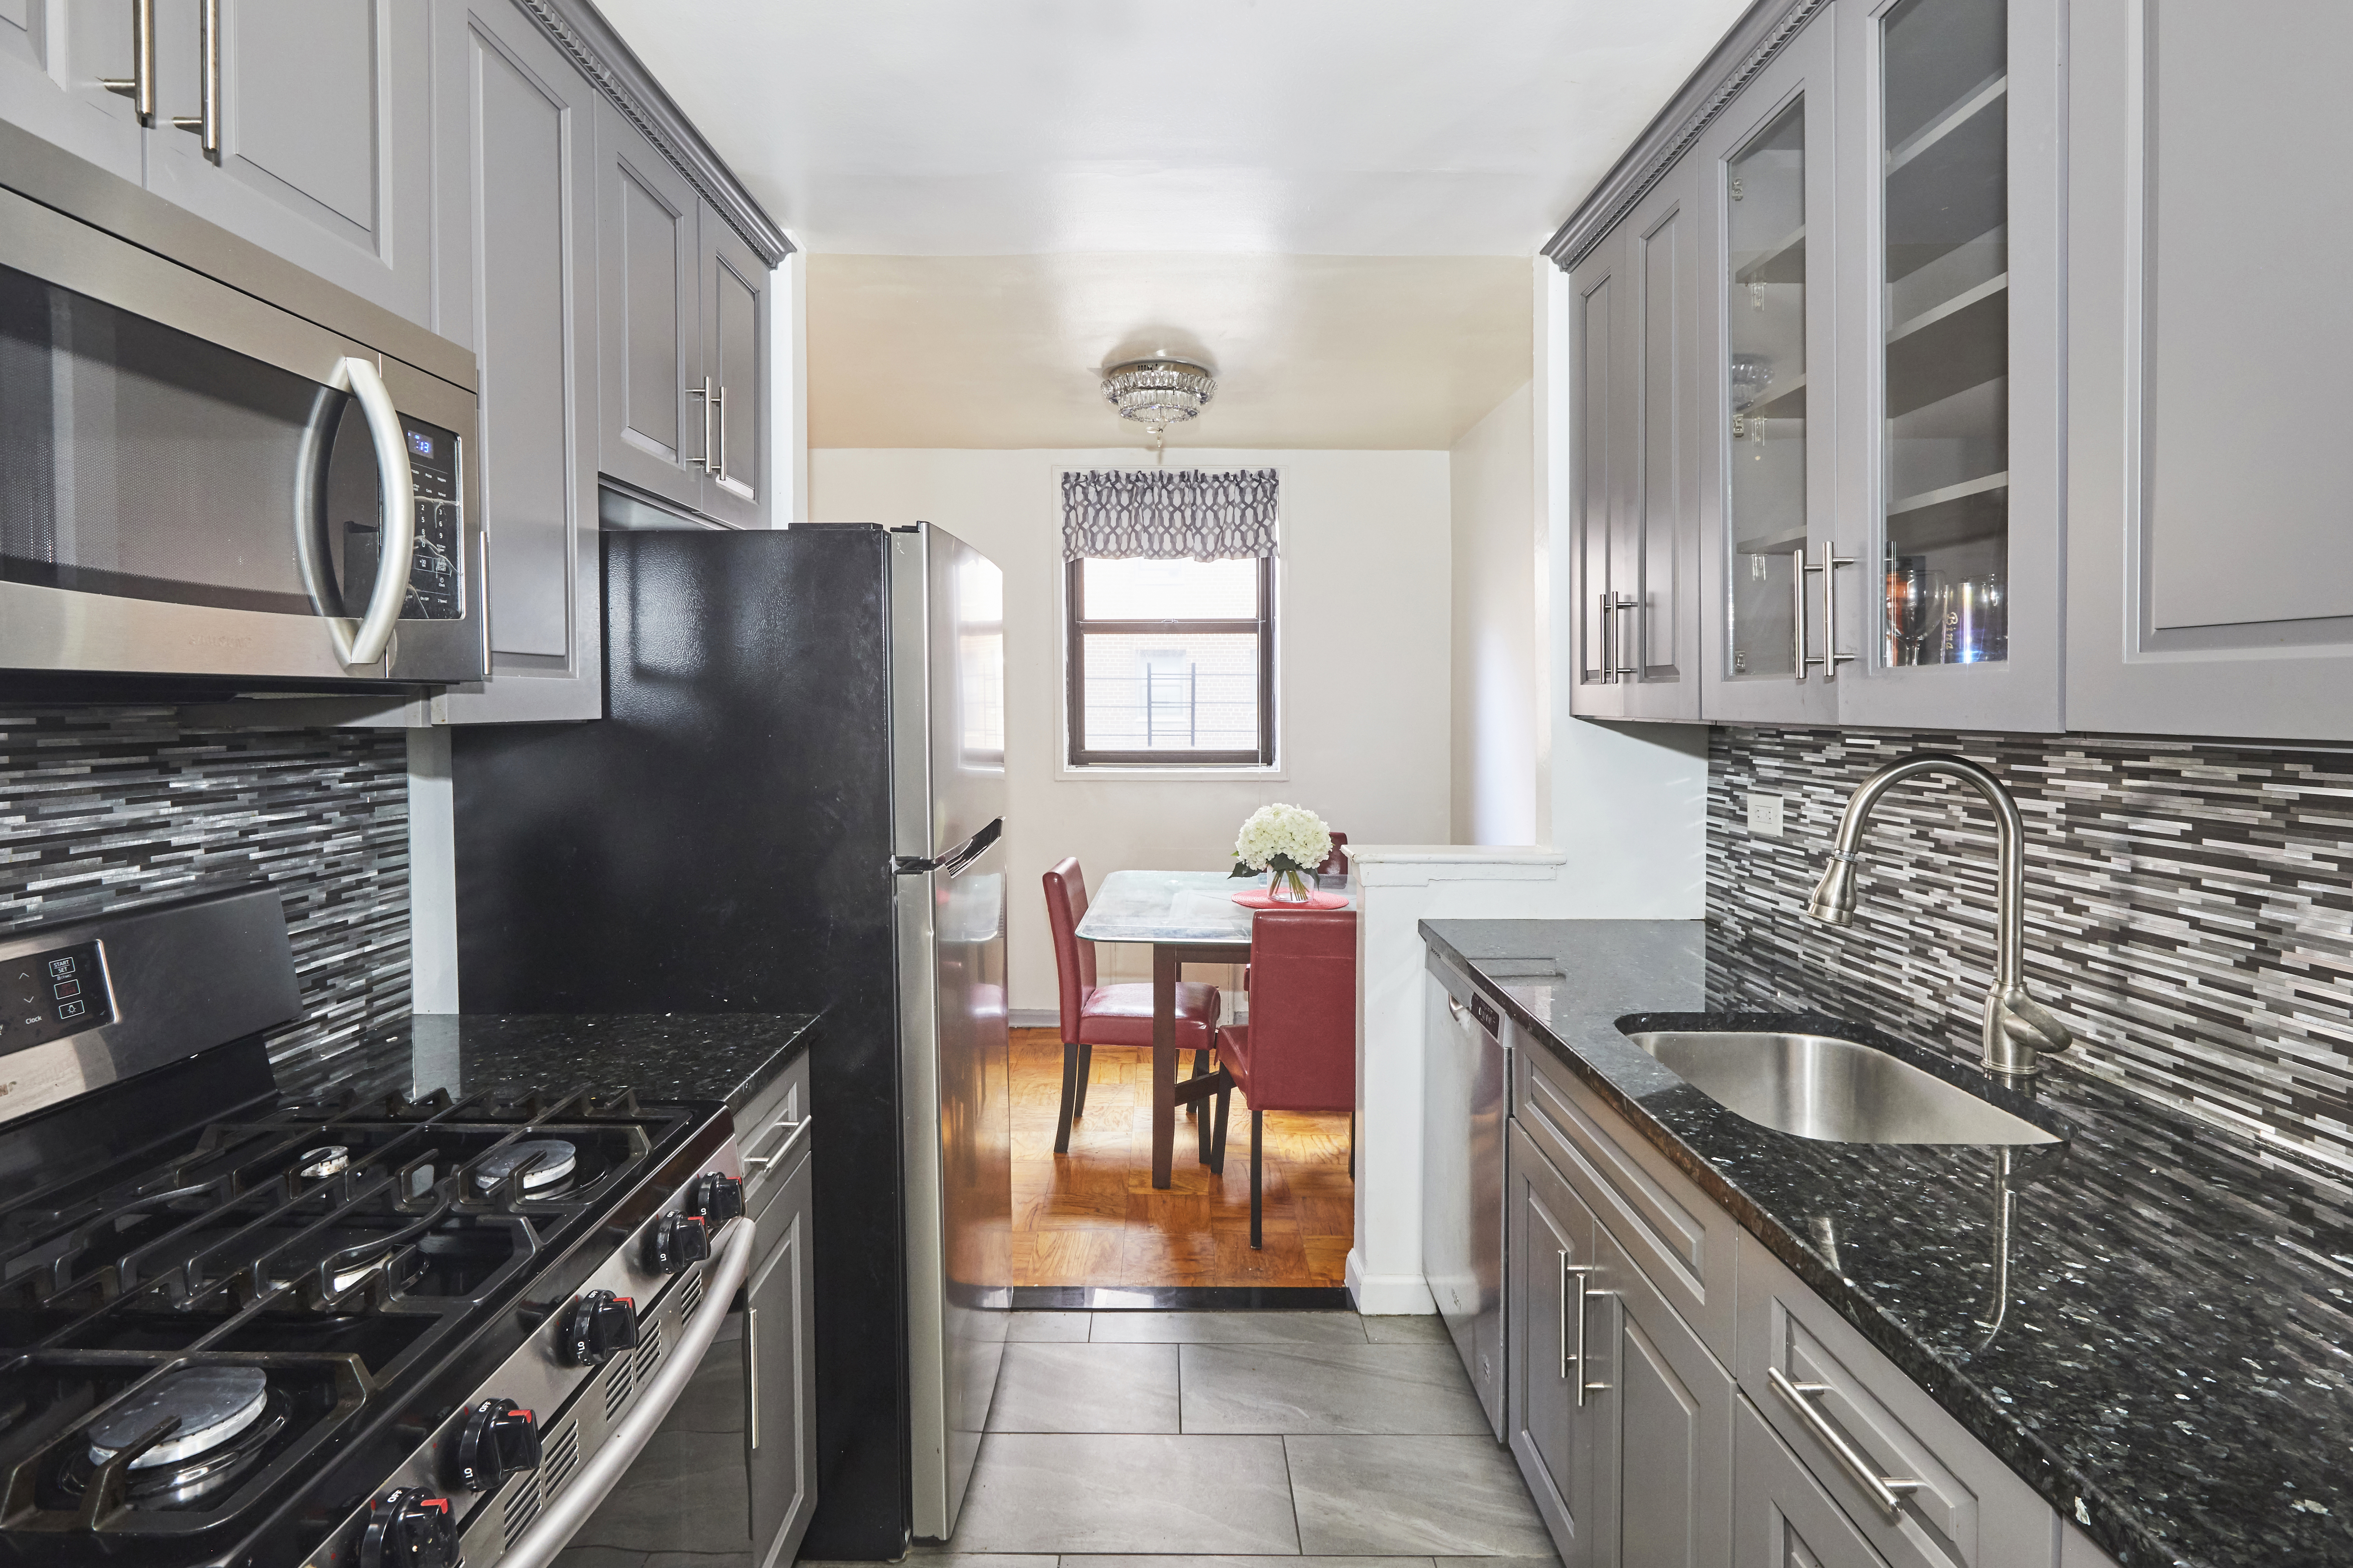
[327,356,416,668]
[495,1215,753,1568]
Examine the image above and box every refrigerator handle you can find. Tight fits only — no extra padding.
[889,817,1003,879]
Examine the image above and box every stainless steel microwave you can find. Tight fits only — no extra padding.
[0,179,485,687]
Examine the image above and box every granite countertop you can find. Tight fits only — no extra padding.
[1421,918,2353,1568]
[279,1013,820,1118]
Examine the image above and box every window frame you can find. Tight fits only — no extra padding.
[1064,553,1277,768]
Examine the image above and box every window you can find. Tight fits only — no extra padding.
[1065,554,1274,766]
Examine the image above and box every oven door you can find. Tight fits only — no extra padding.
[0,185,484,685]
[550,1147,814,1568]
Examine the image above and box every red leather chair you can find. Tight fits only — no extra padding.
[1212,908,1357,1247]
[1043,859,1224,1156]
[1315,831,1350,880]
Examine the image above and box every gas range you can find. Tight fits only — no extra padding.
[0,889,748,1568]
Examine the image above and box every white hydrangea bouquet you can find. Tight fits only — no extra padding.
[1229,802,1334,904]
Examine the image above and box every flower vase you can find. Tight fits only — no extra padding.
[1269,868,1312,905]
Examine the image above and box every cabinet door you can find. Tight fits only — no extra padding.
[1618,162,1703,722]
[0,0,147,180]
[597,96,703,511]
[1734,1397,1892,1568]
[748,1151,816,1567]
[1508,1122,1595,1564]
[143,0,434,325]
[1586,1221,1733,1568]
[1697,10,1838,726]
[698,203,767,527]
[431,0,602,723]
[2065,0,2353,740]
[1830,0,2063,731]
[1569,226,1633,719]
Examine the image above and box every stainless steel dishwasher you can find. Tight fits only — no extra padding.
[1424,950,1508,1440]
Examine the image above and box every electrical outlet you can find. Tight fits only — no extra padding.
[1746,792,1785,838]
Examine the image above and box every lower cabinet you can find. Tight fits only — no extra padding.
[747,1148,816,1565]
[1502,1054,2056,1568]
[1734,1398,1891,1568]
[1507,1122,1733,1568]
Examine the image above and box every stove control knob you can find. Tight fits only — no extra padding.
[559,1288,641,1367]
[454,1396,541,1492]
[647,1211,711,1275]
[688,1172,744,1224]
[358,1487,457,1568]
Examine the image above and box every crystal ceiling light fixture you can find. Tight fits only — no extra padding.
[1101,357,1216,434]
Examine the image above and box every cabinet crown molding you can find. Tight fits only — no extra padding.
[1541,0,1826,273]
[517,0,795,267]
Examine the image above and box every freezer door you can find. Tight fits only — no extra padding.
[891,526,1006,861]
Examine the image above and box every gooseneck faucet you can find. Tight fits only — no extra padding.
[1804,753,2071,1080]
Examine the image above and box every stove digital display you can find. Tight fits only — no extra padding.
[0,940,111,1050]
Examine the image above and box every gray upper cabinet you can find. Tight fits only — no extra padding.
[1828,0,2064,733]
[1562,0,2065,734]
[144,0,434,326]
[1569,158,1702,722]
[597,120,770,529]
[430,0,601,724]
[697,202,767,528]
[0,0,148,181]
[597,97,703,511]
[0,0,434,324]
[1698,12,1839,727]
[2065,0,2353,741]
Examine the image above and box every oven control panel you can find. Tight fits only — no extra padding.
[0,940,111,1051]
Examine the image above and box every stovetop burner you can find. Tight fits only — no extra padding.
[469,1138,577,1195]
[86,1366,268,1468]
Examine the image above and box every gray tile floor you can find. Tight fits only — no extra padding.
[801,1310,1558,1568]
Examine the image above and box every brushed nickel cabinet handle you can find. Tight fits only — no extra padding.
[747,1305,760,1449]
[1767,1365,1924,1521]
[99,0,157,124]
[1798,545,1826,678]
[1597,591,1616,683]
[1824,541,1856,673]
[712,383,728,481]
[1613,595,1639,677]
[1790,545,1809,681]
[687,377,717,473]
[170,0,220,160]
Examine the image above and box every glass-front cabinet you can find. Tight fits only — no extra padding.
[1625,0,2065,730]
[1840,0,2061,730]
[1699,13,1837,724]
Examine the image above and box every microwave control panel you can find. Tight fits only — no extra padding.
[0,941,113,1051]
[401,416,463,621]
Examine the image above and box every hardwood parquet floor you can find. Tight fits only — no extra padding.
[1009,1026,1354,1288]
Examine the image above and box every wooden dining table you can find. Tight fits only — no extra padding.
[1072,869,1354,1189]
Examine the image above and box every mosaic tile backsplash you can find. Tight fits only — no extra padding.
[1708,726,2353,1173]
[0,705,411,1081]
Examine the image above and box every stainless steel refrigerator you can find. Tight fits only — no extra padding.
[451,520,1011,1558]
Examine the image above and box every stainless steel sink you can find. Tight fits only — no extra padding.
[1622,1028,2060,1145]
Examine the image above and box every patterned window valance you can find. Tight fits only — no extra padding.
[1060,468,1279,562]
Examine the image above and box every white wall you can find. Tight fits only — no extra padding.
[811,447,1454,1018]
[1447,380,1538,845]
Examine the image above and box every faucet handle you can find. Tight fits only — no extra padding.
[1998,989,2072,1057]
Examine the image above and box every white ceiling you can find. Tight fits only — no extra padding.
[596,0,1751,445]
[598,0,1748,256]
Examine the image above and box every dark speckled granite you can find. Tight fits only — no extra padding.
[1422,918,2353,1568]
[273,1012,820,1119]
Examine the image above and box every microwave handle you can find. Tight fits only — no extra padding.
[328,356,416,668]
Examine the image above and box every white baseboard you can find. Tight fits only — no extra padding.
[1346,1247,1437,1315]
[1008,1008,1060,1029]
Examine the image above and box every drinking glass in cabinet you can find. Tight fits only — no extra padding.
[1882,0,2008,665]
[1725,96,1806,680]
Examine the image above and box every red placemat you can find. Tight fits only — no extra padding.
[1230,888,1349,910]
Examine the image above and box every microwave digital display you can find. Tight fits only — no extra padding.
[407,430,435,459]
